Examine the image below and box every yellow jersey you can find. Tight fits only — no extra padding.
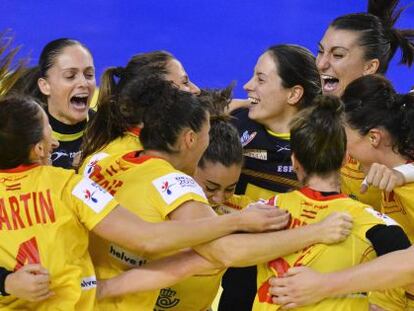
[0,164,117,310]
[340,155,382,211]
[369,182,414,311]
[213,194,253,215]
[153,194,254,311]
[79,128,142,177]
[87,152,209,311]
[253,187,396,311]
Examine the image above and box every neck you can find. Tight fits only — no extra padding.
[142,149,190,174]
[261,108,297,133]
[377,148,409,169]
[304,172,341,193]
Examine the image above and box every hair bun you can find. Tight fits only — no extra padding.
[312,95,343,117]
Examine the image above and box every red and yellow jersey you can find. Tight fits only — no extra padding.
[381,183,414,242]
[0,164,117,310]
[340,155,382,211]
[87,151,209,310]
[79,128,142,177]
[213,194,253,215]
[253,187,395,311]
[369,183,414,311]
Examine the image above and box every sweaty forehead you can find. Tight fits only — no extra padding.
[166,59,186,78]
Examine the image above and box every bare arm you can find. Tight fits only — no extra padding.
[97,250,219,299]
[194,212,353,267]
[92,202,285,258]
[227,99,250,113]
[269,246,414,309]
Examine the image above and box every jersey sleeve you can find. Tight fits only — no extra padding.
[64,175,119,230]
[150,172,208,218]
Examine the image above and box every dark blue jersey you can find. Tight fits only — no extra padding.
[48,110,94,169]
[232,108,299,197]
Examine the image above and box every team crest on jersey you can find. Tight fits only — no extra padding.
[72,178,113,213]
[83,152,109,177]
[240,130,257,147]
[364,207,399,226]
[243,149,268,160]
[152,172,206,205]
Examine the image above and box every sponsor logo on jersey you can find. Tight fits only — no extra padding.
[80,276,97,290]
[109,244,147,267]
[72,178,113,213]
[152,173,206,205]
[155,288,180,309]
[275,144,291,153]
[243,149,268,160]
[240,130,257,147]
[364,207,399,226]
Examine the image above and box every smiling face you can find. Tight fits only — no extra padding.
[165,58,200,95]
[38,44,96,125]
[194,161,242,207]
[243,52,293,129]
[317,27,376,97]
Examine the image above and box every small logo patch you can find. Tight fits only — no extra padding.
[241,130,257,147]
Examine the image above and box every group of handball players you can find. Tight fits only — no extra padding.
[2,0,414,310]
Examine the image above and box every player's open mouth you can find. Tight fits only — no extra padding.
[70,94,89,110]
[321,74,339,93]
[248,97,260,105]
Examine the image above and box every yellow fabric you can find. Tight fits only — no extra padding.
[340,156,382,211]
[369,288,407,311]
[214,194,253,215]
[79,130,142,177]
[87,153,208,311]
[52,129,84,142]
[0,165,117,310]
[369,183,414,311]
[157,194,253,311]
[265,129,290,140]
[245,183,276,203]
[381,183,414,242]
[253,188,390,311]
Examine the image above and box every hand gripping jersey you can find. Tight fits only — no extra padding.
[253,187,400,311]
[340,155,382,211]
[86,151,210,311]
[231,108,299,201]
[79,127,142,177]
[0,164,117,310]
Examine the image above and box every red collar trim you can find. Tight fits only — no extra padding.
[122,151,162,164]
[0,163,40,173]
[299,187,347,201]
[127,127,141,137]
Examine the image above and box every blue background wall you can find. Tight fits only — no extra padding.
[1,0,413,97]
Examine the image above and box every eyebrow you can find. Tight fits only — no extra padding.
[61,66,95,71]
[318,42,349,52]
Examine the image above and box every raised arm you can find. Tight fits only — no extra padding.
[194,212,352,267]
